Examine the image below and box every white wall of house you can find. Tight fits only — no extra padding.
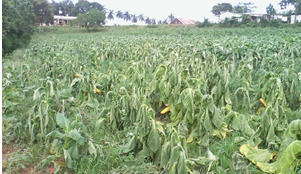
[291,15,301,24]
[218,12,242,22]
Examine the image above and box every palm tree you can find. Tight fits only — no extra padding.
[145,17,151,25]
[168,13,175,23]
[138,14,145,22]
[116,10,124,19]
[123,11,131,21]
[131,14,138,23]
[107,10,114,20]
[151,18,156,25]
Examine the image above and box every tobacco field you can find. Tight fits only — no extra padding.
[2,26,301,173]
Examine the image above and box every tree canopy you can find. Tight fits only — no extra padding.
[30,0,54,25]
[2,0,36,56]
[211,3,233,15]
[233,2,257,13]
[74,9,106,30]
[266,4,277,20]
[279,0,301,23]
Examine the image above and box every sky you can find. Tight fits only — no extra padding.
[69,0,293,25]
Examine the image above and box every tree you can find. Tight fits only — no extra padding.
[131,14,138,23]
[151,18,156,25]
[2,0,36,56]
[167,13,175,23]
[61,0,75,16]
[51,0,61,15]
[116,11,124,19]
[233,2,257,13]
[138,14,145,22]
[279,0,301,23]
[266,4,277,20]
[145,17,152,25]
[90,2,106,13]
[74,0,91,15]
[107,10,114,20]
[211,3,233,15]
[30,0,54,25]
[75,9,106,31]
[123,11,131,21]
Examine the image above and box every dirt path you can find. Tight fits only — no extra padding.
[2,145,44,174]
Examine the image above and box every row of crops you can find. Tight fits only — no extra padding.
[3,27,301,173]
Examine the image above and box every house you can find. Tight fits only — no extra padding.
[217,12,242,23]
[291,15,301,24]
[216,12,271,23]
[248,14,267,22]
[53,15,77,26]
[170,18,197,25]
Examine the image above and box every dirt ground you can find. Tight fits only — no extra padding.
[2,145,49,174]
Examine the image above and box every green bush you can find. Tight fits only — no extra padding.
[196,18,211,28]
[2,0,36,56]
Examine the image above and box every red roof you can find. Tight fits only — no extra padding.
[170,18,197,24]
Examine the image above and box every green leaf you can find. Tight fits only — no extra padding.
[86,97,99,108]
[47,80,55,97]
[121,136,137,153]
[68,144,79,160]
[64,149,74,169]
[257,141,301,174]
[239,144,274,164]
[33,87,43,100]
[169,146,180,165]
[147,120,160,153]
[186,157,209,166]
[58,88,72,100]
[56,113,70,132]
[177,151,187,174]
[46,130,65,139]
[224,90,232,104]
[160,142,171,168]
[88,140,97,156]
[35,155,55,172]
[68,129,86,146]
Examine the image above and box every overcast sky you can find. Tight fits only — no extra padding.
[69,0,293,25]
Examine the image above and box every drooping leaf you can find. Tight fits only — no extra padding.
[68,129,86,146]
[88,140,97,156]
[46,130,65,139]
[160,141,171,168]
[58,88,72,100]
[35,155,55,172]
[56,113,70,132]
[121,136,137,153]
[177,151,187,174]
[68,144,79,160]
[239,144,274,164]
[256,141,301,174]
[63,149,74,169]
[147,120,160,153]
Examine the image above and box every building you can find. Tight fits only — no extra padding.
[53,15,77,26]
[216,12,242,23]
[291,15,301,24]
[170,18,197,25]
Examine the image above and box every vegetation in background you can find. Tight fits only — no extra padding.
[71,9,106,31]
[2,0,36,56]
[279,0,301,23]
[30,0,54,25]
[2,26,301,173]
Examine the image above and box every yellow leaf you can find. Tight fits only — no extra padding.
[256,107,265,114]
[74,73,82,78]
[160,106,170,114]
[259,98,267,107]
